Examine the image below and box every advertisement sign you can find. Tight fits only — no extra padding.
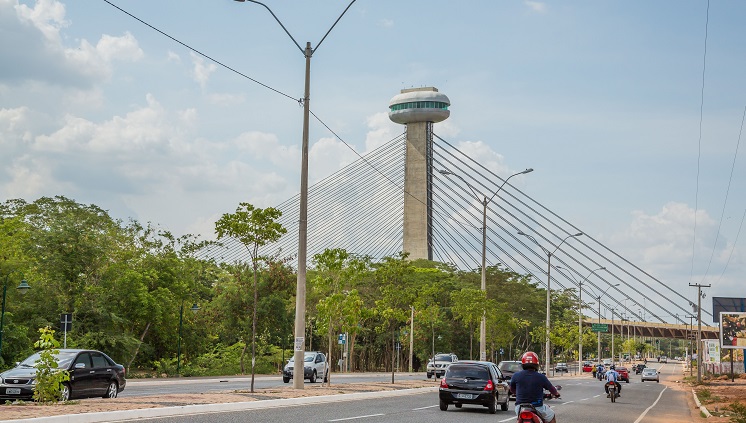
[721,312,746,350]
[704,340,721,363]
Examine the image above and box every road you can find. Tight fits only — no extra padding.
[127,362,694,423]
[120,372,426,397]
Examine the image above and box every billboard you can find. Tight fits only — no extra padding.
[721,312,746,350]
[712,297,746,323]
[703,340,721,363]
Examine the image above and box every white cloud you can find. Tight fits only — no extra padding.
[364,112,401,152]
[309,136,359,182]
[452,140,511,176]
[190,52,216,90]
[15,0,68,44]
[524,1,547,13]
[379,18,394,28]
[95,32,143,63]
[166,51,181,63]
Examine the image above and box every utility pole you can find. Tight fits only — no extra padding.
[688,315,695,377]
[689,284,710,384]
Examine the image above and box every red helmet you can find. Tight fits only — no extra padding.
[521,351,540,370]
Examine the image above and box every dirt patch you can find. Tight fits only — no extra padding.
[690,374,746,422]
[0,379,437,421]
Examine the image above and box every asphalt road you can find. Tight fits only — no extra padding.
[120,372,426,397]
[128,362,693,423]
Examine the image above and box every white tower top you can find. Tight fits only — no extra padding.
[388,87,450,125]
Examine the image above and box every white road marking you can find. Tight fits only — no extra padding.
[411,405,438,411]
[329,414,385,421]
[561,401,574,405]
[632,386,668,423]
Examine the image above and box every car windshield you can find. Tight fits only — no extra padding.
[19,351,78,368]
[643,369,656,374]
[288,353,316,363]
[447,366,489,380]
[433,354,454,362]
[499,362,523,373]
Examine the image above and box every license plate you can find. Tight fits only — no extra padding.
[5,388,21,395]
[455,393,473,400]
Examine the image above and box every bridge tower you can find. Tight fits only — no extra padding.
[388,87,450,260]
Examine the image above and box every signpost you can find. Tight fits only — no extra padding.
[592,323,609,333]
[60,313,72,348]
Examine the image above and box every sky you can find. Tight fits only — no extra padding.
[2,0,746,323]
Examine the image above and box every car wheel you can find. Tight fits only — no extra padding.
[454,403,462,408]
[282,376,290,383]
[439,399,448,411]
[488,393,498,414]
[626,380,629,383]
[60,383,71,402]
[427,372,432,379]
[656,380,659,383]
[103,381,118,399]
[323,371,328,383]
[309,370,317,383]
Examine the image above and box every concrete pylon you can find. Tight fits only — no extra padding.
[388,87,451,260]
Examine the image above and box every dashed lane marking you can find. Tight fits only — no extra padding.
[329,414,385,421]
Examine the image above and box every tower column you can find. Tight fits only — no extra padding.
[403,121,432,260]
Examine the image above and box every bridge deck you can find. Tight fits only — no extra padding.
[583,318,719,340]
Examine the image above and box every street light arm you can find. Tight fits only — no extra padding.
[313,0,357,54]
[438,169,482,203]
[550,232,583,256]
[238,0,304,54]
[517,231,550,256]
[486,168,533,204]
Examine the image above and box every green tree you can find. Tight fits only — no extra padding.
[215,202,286,392]
[451,288,486,360]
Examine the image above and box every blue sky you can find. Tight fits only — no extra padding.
[2,0,746,320]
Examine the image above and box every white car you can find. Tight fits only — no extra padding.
[282,351,328,383]
[426,353,458,378]
[641,368,659,382]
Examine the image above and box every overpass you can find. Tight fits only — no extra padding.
[583,318,719,340]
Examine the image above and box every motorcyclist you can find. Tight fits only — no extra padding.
[510,351,561,423]
[596,363,605,380]
[605,365,622,397]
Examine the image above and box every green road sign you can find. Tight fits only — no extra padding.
[592,323,609,333]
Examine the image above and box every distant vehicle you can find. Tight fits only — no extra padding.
[497,360,523,381]
[0,349,126,401]
[582,361,594,372]
[603,358,612,366]
[554,362,568,372]
[438,361,510,414]
[634,363,646,374]
[660,356,668,363]
[641,368,659,382]
[427,353,458,379]
[616,366,630,383]
[282,351,328,383]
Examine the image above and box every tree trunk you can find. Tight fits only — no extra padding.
[391,327,396,384]
[127,321,150,370]
[327,317,333,387]
[251,261,258,393]
[240,342,247,374]
[349,332,357,372]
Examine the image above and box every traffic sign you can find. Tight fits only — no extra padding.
[592,323,609,333]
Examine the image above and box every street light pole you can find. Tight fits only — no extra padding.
[557,266,605,373]
[0,272,31,358]
[518,231,582,374]
[234,0,356,389]
[440,168,532,361]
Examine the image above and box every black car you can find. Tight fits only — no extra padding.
[0,349,126,401]
[439,361,510,414]
[634,363,646,374]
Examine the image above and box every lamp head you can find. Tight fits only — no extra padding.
[573,232,583,237]
[438,169,454,176]
[517,230,527,236]
[521,168,534,174]
[16,279,31,295]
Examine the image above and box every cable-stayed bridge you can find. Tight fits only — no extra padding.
[200,130,708,329]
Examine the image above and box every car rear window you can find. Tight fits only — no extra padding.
[499,362,523,373]
[447,365,489,380]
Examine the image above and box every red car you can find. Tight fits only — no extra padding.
[582,362,593,372]
[616,366,630,382]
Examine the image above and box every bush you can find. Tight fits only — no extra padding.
[726,401,746,423]
[32,327,70,403]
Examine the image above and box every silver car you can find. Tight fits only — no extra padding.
[282,352,328,383]
[641,368,659,382]
[426,353,458,379]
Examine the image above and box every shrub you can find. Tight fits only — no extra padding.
[32,327,70,403]
[725,401,746,423]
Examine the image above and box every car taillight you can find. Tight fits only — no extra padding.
[440,378,448,388]
[484,380,494,391]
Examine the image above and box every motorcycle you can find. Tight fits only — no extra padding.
[516,385,562,423]
[606,381,619,403]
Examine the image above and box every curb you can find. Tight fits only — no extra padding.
[6,386,438,423]
[692,388,712,418]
